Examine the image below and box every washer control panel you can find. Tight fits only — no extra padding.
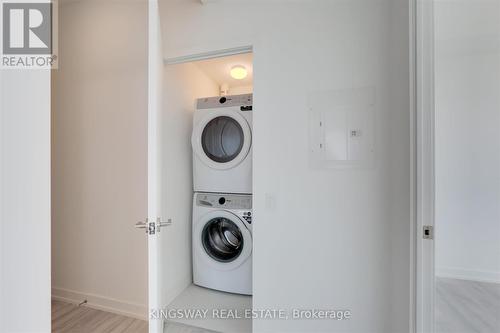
[196,94,252,110]
[196,192,252,210]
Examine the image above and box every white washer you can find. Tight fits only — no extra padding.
[192,94,252,194]
[193,192,252,295]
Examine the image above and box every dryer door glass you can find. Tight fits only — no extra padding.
[202,116,244,163]
[202,217,244,262]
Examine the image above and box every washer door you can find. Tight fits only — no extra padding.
[195,210,252,270]
[192,110,251,170]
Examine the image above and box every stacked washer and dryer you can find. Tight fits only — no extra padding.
[191,94,253,295]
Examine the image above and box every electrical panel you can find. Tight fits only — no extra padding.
[308,87,376,169]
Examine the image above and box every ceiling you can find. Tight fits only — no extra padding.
[194,53,253,88]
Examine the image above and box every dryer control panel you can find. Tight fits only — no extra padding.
[196,94,252,110]
[196,192,252,210]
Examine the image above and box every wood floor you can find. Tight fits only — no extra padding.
[436,277,500,333]
[52,300,217,333]
[52,300,148,333]
[54,281,499,333]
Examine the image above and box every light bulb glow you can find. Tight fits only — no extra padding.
[230,65,248,80]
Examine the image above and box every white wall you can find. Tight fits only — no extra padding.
[159,62,219,304]
[0,69,51,332]
[158,1,411,332]
[435,0,500,283]
[228,85,253,95]
[51,0,149,318]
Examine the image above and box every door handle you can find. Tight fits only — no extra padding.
[154,217,172,232]
[135,221,147,229]
[134,217,172,234]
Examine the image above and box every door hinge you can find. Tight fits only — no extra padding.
[423,225,433,240]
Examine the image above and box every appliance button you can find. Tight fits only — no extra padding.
[218,197,226,205]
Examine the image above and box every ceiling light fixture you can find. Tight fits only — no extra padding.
[230,65,248,80]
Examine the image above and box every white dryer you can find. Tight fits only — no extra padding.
[192,192,252,295]
[192,94,252,194]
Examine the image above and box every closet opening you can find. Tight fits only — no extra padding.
[158,51,254,333]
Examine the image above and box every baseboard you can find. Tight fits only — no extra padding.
[436,266,500,284]
[52,287,148,320]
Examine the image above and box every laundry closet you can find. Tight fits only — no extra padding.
[149,0,412,332]
[148,47,254,332]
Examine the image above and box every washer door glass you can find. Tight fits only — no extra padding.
[202,217,244,262]
[201,116,244,163]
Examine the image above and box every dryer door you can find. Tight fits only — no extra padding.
[192,110,251,170]
[195,210,252,270]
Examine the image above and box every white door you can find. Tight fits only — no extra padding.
[145,1,167,332]
[416,0,500,332]
[415,0,436,331]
